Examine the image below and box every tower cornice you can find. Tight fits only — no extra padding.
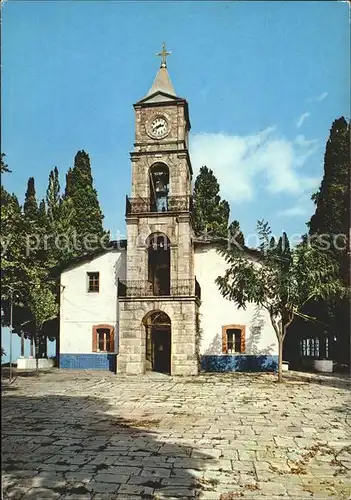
[134,95,191,131]
[130,149,193,176]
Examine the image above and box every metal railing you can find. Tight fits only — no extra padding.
[126,195,193,215]
[118,278,201,300]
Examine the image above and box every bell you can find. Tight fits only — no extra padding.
[155,179,167,195]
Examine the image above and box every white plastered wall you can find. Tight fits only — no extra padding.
[194,246,278,356]
[60,249,126,354]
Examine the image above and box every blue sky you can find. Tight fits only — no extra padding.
[1,1,349,363]
[2,1,349,243]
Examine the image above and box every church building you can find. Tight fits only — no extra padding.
[59,48,278,374]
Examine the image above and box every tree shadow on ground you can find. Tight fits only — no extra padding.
[2,367,54,378]
[284,371,350,390]
[2,392,218,499]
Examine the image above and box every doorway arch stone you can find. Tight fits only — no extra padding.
[142,310,171,374]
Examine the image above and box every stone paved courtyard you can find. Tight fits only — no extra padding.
[1,370,350,499]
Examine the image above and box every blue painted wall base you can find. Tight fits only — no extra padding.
[201,355,278,372]
[60,354,116,372]
[59,354,276,374]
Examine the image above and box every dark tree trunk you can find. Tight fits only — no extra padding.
[278,337,283,383]
[20,332,25,357]
[38,335,47,358]
[35,328,39,377]
[30,336,34,357]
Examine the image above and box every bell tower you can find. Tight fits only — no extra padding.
[117,45,201,376]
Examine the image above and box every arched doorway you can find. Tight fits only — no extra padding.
[146,233,171,296]
[143,311,171,374]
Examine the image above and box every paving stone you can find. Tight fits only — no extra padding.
[21,472,66,489]
[85,481,120,493]
[140,466,171,478]
[117,484,154,495]
[3,486,31,499]
[102,466,141,476]
[1,370,350,499]
[258,480,288,495]
[238,450,257,461]
[59,495,91,500]
[24,487,62,499]
[92,473,128,484]
[154,485,197,496]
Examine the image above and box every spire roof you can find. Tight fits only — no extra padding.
[146,65,177,97]
[143,43,177,99]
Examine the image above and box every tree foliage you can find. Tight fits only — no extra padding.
[23,177,38,222]
[46,167,61,225]
[1,150,107,356]
[28,281,58,331]
[27,272,58,374]
[63,150,107,254]
[308,117,350,244]
[1,181,29,327]
[1,153,11,173]
[193,166,230,237]
[304,117,350,365]
[216,220,345,382]
[228,220,245,248]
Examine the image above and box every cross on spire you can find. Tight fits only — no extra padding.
[157,42,171,68]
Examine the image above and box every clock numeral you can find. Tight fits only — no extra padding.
[147,116,169,139]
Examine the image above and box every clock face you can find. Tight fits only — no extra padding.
[148,116,169,139]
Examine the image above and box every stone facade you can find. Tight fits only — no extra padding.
[118,298,199,376]
[131,103,191,199]
[117,67,199,375]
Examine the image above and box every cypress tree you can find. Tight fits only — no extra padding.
[228,220,245,248]
[46,167,61,225]
[38,199,47,225]
[63,150,107,255]
[64,167,73,198]
[306,117,350,366]
[23,177,38,223]
[193,166,230,237]
[23,179,58,355]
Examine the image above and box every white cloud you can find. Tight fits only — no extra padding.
[190,128,320,206]
[278,193,315,218]
[278,204,309,217]
[316,91,328,102]
[294,134,317,148]
[296,112,311,128]
[308,91,328,103]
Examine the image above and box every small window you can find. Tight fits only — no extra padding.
[87,272,99,293]
[300,337,320,358]
[226,329,241,353]
[97,328,111,352]
[92,325,114,353]
[222,325,245,354]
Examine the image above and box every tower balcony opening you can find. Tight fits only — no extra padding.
[150,163,169,213]
[125,194,193,215]
[118,278,201,301]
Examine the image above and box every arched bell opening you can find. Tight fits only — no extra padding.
[147,232,171,296]
[149,163,169,213]
[143,310,171,374]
